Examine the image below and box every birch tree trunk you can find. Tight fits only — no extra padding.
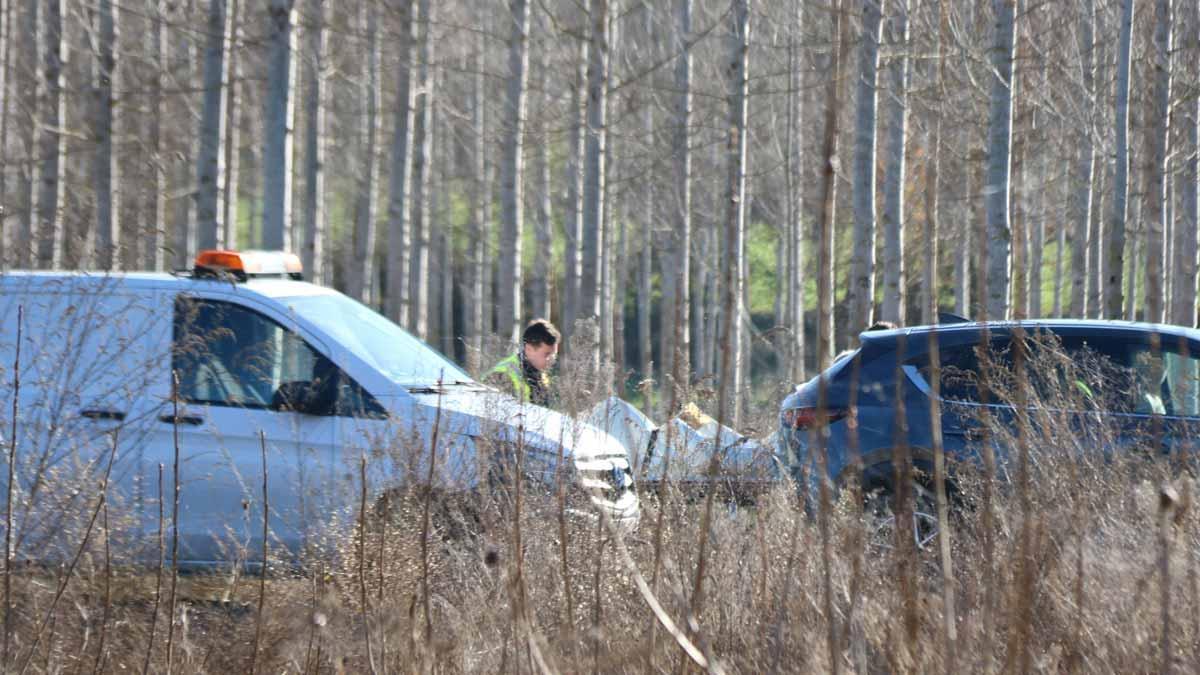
[35,0,64,269]
[1142,0,1172,324]
[409,0,434,339]
[300,0,327,283]
[1068,0,1095,318]
[385,0,417,323]
[196,0,231,252]
[92,0,119,269]
[880,0,909,325]
[221,0,242,251]
[984,0,1016,321]
[581,0,610,369]
[13,0,36,268]
[262,0,296,252]
[498,0,530,343]
[562,34,587,340]
[848,0,883,335]
[1106,0,1135,319]
[350,2,380,305]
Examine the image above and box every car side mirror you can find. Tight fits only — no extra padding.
[270,380,334,415]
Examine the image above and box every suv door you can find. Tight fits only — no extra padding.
[158,295,336,565]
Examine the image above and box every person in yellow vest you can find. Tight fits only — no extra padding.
[487,318,560,407]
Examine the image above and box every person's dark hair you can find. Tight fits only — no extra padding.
[866,320,898,332]
[522,318,561,347]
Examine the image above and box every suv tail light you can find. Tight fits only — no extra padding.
[781,406,850,430]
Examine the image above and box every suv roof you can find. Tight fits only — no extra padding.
[862,319,1200,343]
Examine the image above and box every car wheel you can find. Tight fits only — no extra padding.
[863,479,941,552]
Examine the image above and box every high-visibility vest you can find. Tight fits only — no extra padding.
[487,353,532,402]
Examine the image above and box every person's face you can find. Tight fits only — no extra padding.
[524,341,558,372]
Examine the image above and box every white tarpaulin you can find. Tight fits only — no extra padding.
[584,397,782,484]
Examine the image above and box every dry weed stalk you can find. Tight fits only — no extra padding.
[92,470,113,674]
[142,463,165,675]
[250,430,270,674]
[357,455,377,674]
[2,304,21,669]
[166,371,182,674]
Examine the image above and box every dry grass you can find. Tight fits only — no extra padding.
[4,332,1200,673]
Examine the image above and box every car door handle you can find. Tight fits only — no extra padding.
[81,409,126,421]
[159,414,204,426]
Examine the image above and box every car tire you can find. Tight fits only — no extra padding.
[863,478,943,552]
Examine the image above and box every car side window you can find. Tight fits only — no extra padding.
[1125,340,1200,418]
[915,346,981,401]
[172,297,387,419]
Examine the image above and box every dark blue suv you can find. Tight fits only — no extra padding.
[778,320,1200,503]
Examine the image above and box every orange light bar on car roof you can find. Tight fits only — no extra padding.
[195,250,303,277]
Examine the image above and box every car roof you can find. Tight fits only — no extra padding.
[860,319,1200,353]
[0,270,334,300]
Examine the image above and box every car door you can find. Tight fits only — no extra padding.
[152,293,335,566]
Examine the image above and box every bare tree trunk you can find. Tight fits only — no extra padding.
[465,45,488,371]
[1063,0,1094,317]
[720,0,749,427]
[35,0,64,269]
[262,0,296,252]
[955,171,971,317]
[1143,0,1172,324]
[170,2,194,270]
[581,0,610,369]
[437,112,453,357]
[817,5,850,369]
[1106,0,1135,319]
[1173,6,1198,328]
[1127,206,1141,320]
[785,11,805,382]
[1088,154,1106,318]
[409,0,435,338]
[385,0,417,323]
[984,0,1016,321]
[13,0,37,268]
[880,0,909,325]
[848,0,883,335]
[562,34,587,340]
[1028,153,1044,317]
[0,0,9,263]
[637,5,657,384]
[93,0,119,269]
[144,0,168,271]
[196,0,230,251]
[498,0,530,343]
[300,0,327,283]
[671,0,692,393]
[221,0,242,251]
[351,2,380,305]
[531,10,552,321]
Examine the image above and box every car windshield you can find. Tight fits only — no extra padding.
[280,293,471,385]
